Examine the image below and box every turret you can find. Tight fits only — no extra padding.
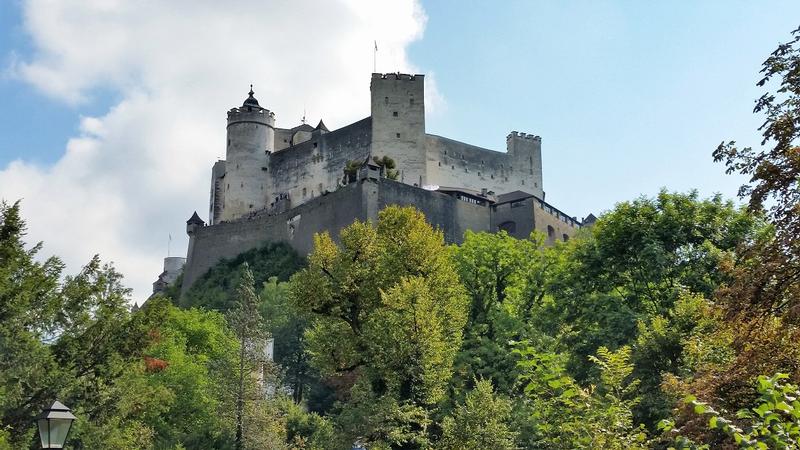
[221,86,275,222]
[506,131,543,198]
[186,211,205,235]
[370,73,426,187]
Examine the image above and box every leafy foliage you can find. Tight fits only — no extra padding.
[712,26,800,323]
[438,379,517,450]
[372,155,400,180]
[664,374,800,449]
[180,242,303,311]
[515,344,648,449]
[289,205,468,447]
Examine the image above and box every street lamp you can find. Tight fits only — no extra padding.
[37,401,76,449]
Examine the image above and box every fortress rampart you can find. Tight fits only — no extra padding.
[174,73,589,294]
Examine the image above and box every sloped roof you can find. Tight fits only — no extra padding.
[495,190,535,205]
[315,120,329,132]
[186,211,205,225]
[290,123,315,133]
[243,86,260,107]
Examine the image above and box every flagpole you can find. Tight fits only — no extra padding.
[373,40,377,73]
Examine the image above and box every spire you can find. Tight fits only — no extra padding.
[243,84,260,107]
[187,211,205,225]
[315,119,329,132]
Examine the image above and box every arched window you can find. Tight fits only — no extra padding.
[562,233,569,242]
[498,221,517,234]
[547,225,555,243]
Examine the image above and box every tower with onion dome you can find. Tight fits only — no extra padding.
[221,86,275,222]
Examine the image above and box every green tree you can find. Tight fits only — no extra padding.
[0,201,166,448]
[139,297,240,448]
[373,155,400,180]
[289,206,469,448]
[438,379,517,450]
[228,264,269,450]
[450,230,554,396]
[515,344,647,449]
[712,26,800,323]
[546,191,755,427]
[180,242,303,311]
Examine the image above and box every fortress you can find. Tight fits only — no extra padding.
[172,73,593,294]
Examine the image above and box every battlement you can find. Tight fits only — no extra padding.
[506,131,541,141]
[371,72,424,81]
[227,107,275,126]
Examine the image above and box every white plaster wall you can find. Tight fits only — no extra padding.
[425,133,542,197]
[264,119,372,212]
[370,73,426,187]
[222,108,274,221]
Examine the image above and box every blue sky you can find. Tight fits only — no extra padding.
[0,0,797,299]
[407,1,800,215]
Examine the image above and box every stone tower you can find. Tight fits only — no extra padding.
[370,73,426,187]
[506,131,544,199]
[221,87,275,222]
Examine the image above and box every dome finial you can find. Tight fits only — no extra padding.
[243,84,260,107]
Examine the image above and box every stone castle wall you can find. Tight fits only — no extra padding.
[265,118,372,210]
[183,177,495,292]
[425,133,543,197]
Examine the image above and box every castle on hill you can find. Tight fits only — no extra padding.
[164,73,594,295]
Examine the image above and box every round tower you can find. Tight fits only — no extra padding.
[221,86,275,221]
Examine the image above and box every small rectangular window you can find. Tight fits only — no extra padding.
[393,111,398,117]
[396,133,401,138]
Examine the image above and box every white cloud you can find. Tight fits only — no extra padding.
[0,0,437,302]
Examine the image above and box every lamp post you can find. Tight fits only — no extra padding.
[36,401,76,449]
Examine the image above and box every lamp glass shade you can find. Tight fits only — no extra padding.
[37,418,49,448]
[37,401,75,449]
[49,417,72,448]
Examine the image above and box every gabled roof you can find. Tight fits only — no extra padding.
[315,120,329,132]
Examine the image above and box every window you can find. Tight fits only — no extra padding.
[313,142,317,148]
[396,133,401,138]
[498,221,516,233]
[302,187,307,197]
[410,98,414,106]
[438,161,441,167]
[563,234,569,242]
[384,96,389,105]
[393,111,398,117]
[547,225,555,243]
